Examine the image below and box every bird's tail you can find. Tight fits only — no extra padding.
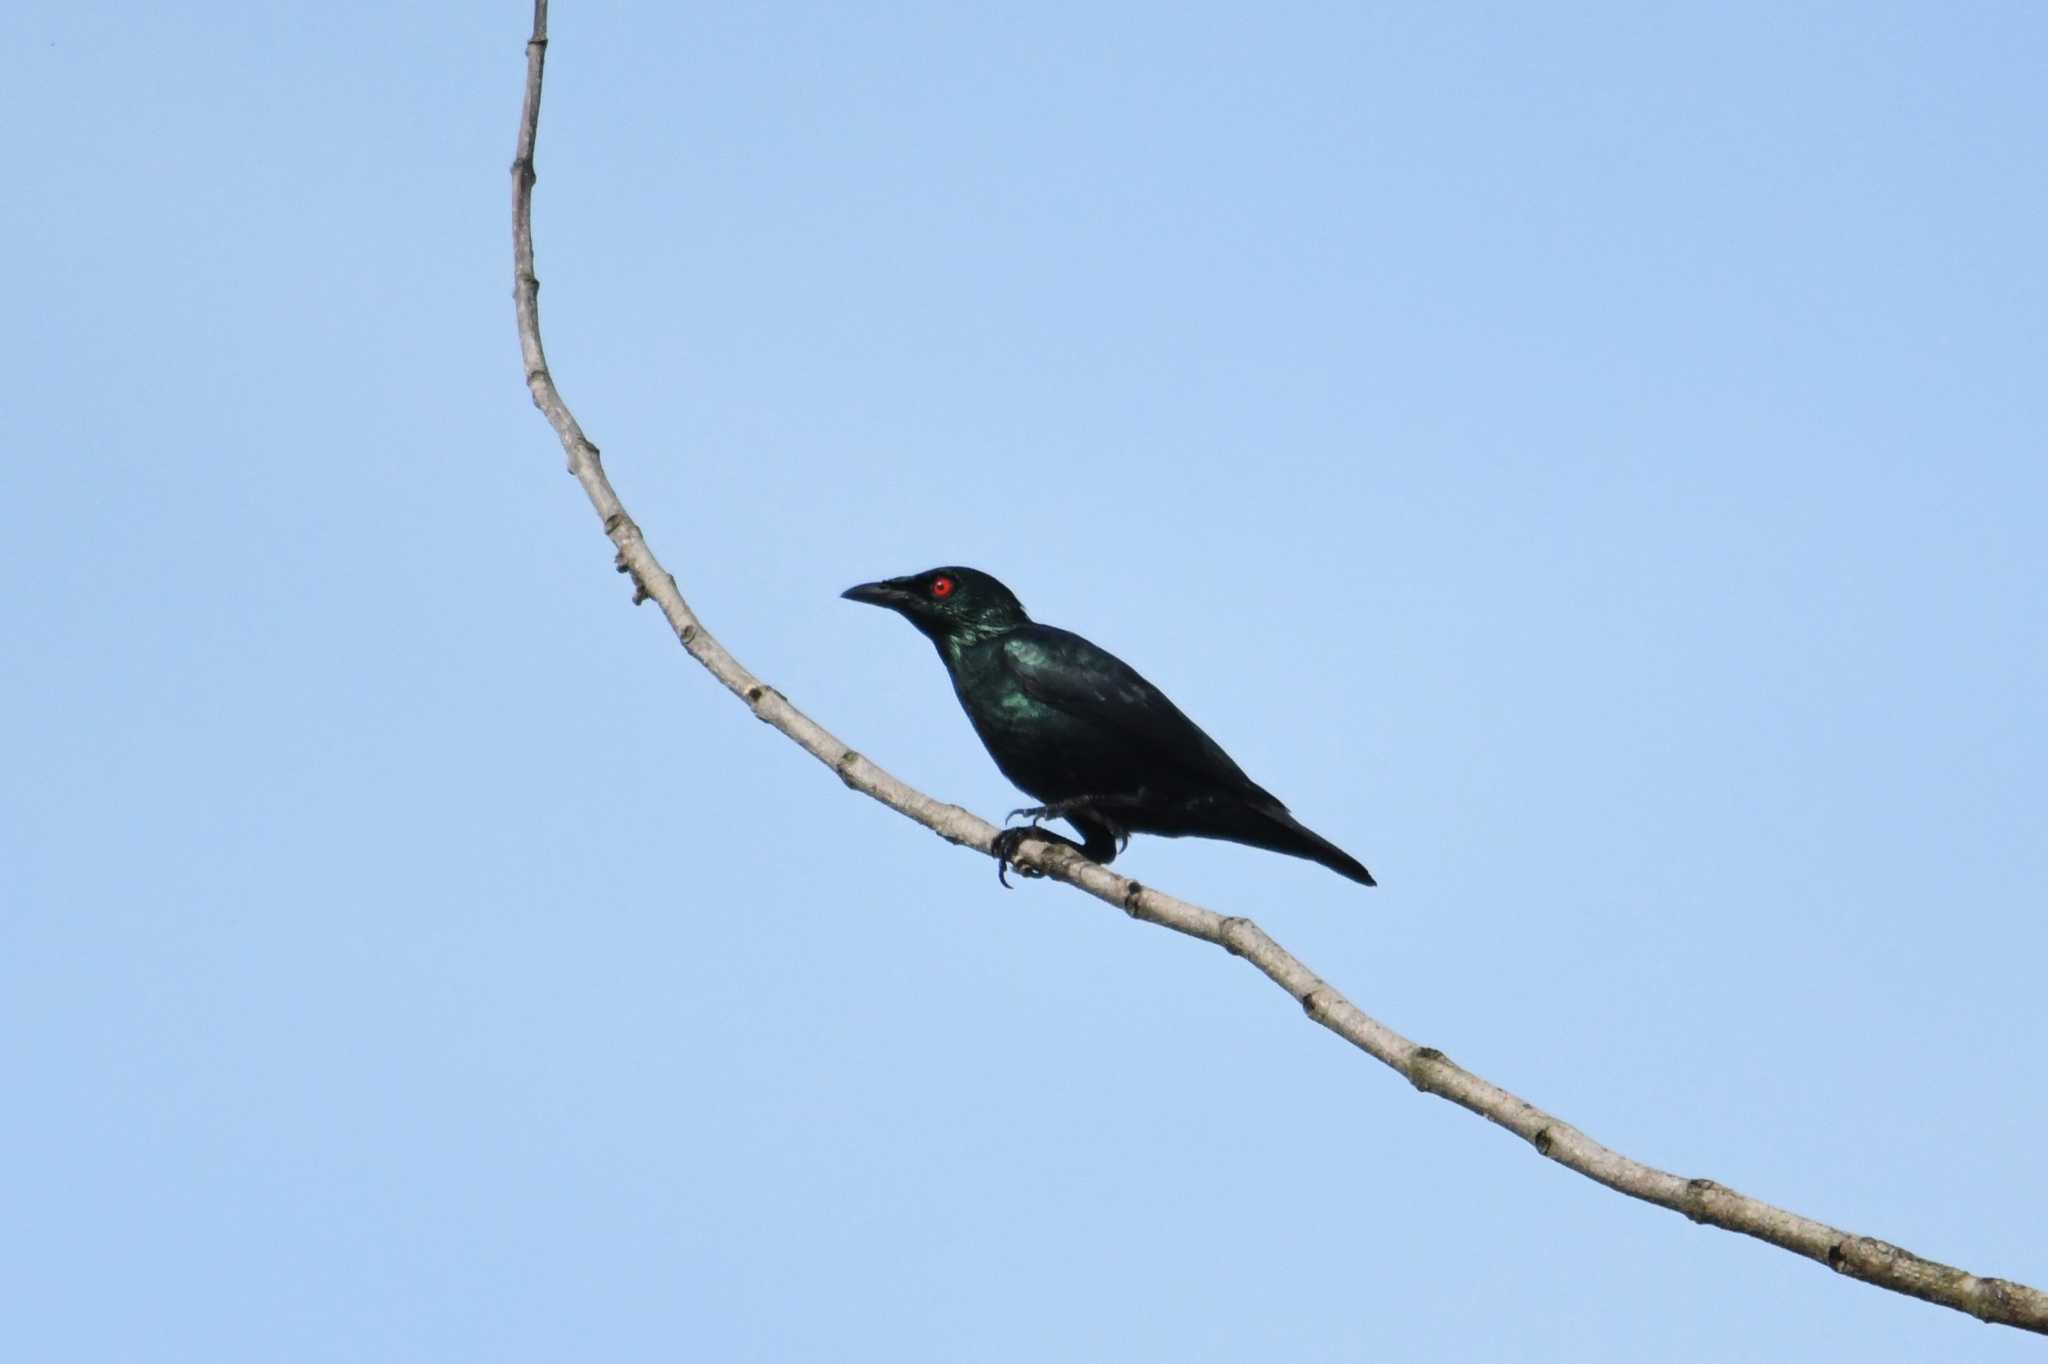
[1239,806,1377,886]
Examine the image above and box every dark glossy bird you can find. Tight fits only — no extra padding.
[842,566,1375,887]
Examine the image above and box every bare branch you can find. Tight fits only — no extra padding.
[509,2,2046,1336]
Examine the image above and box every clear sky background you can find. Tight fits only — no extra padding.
[4,3,2043,1360]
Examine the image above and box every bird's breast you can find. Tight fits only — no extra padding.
[946,677,1074,796]
[954,676,1160,806]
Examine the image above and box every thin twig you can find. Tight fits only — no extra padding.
[509,1,2046,1335]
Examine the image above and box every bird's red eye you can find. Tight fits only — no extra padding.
[930,576,956,598]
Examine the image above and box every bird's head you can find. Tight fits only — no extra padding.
[841,566,1029,645]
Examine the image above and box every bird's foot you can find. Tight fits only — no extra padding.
[1012,795,1109,826]
[990,825,1097,887]
[1012,797,1134,856]
[1077,809,1131,855]
[997,798,1132,875]
[991,826,1049,887]
[1009,794,1133,826]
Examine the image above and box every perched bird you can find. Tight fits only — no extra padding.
[842,566,1375,887]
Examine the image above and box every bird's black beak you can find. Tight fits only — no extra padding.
[841,579,914,610]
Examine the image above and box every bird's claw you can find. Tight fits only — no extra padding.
[990,827,1048,887]
[1003,797,1130,866]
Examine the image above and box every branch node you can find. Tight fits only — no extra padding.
[1217,916,1254,956]
[1684,1178,1725,1225]
[1121,881,1145,917]
[1827,1236,1913,1282]
[1406,1046,1448,1092]
[1981,1278,2020,1322]
[679,622,698,645]
[603,511,628,536]
[1301,987,1331,1021]
[1532,1125,1557,1157]
[834,749,863,788]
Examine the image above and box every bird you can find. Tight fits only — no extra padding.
[842,566,1375,887]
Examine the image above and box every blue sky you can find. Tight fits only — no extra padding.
[4,2,2043,1359]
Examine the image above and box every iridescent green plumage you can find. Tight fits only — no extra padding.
[844,567,1375,887]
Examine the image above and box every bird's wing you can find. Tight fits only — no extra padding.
[999,626,1270,797]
